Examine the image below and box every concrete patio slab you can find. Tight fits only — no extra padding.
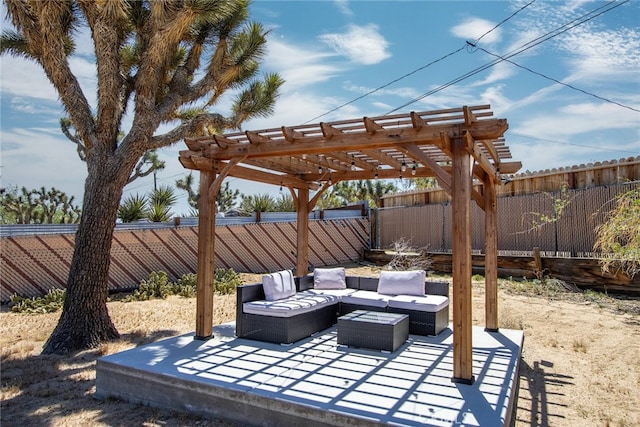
[96,323,523,426]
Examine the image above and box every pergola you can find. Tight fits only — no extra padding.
[179,104,521,383]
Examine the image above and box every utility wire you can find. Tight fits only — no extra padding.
[475,45,640,113]
[511,132,640,154]
[386,0,629,114]
[473,0,536,44]
[303,46,466,124]
[305,0,536,124]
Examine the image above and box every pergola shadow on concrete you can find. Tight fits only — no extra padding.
[179,104,521,383]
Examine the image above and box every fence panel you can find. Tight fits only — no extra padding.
[377,183,638,256]
[0,217,370,301]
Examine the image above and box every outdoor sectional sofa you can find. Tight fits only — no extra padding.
[235,268,449,345]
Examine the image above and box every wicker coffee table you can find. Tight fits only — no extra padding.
[337,310,409,352]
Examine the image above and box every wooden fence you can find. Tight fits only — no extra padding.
[364,250,640,295]
[0,217,370,301]
[380,156,639,207]
[376,183,638,256]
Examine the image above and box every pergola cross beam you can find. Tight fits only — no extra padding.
[179,105,520,383]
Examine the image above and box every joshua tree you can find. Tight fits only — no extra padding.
[1,0,283,354]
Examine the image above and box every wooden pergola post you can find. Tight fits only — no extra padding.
[484,179,499,331]
[195,170,216,340]
[296,187,310,276]
[451,138,474,384]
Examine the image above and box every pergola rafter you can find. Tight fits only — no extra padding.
[179,104,521,383]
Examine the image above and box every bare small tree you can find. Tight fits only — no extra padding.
[385,237,432,272]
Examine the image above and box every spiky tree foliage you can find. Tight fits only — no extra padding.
[330,180,397,208]
[273,193,295,212]
[1,0,283,354]
[176,173,239,214]
[117,194,147,223]
[239,193,275,214]
[0,186,81,224]
[216,182,240,214]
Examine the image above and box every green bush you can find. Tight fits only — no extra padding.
[10,289,66,313]
[127,271,174,301]
[125,269,242,301]
[174,273,197,298]
[214,268,243,295]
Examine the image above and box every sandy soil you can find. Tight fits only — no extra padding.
[1,265,639,426]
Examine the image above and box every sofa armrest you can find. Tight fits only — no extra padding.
[425,281,449,297]
[296,274,314,291]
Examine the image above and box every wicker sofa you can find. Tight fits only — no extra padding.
[235,269,449,345]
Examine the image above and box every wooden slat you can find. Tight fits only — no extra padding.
[195,170,216,340]
[451,138,474,383]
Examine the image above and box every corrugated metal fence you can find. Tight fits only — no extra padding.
[377,183,638,256]
[0,217,370,301]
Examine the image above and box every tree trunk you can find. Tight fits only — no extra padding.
[42,154,133,355]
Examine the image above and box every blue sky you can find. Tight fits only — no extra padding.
[1,0,639,215]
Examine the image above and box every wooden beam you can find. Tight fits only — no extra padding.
[200,119,509,160]
[282,126,304,142]
[463,131,499,183]
[309,182,332,211]
[195,170,216,340]
[364,116,384,135]
[479,139,501,166]
[361,149,404,170]
[245,130,270,145]
[410,111,429,130]
[208,157,244,200]
[320,122,341,139]
[451,138,474,384]
[225,163,318,190]
[402,143,453,194]
[484,179,499,332]
[463,105,477,127]
[296,188,310,276]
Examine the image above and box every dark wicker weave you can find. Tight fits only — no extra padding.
[337,310,409,352]
[386,305,449,336]
[237,304,337,344]
[235,275,450,345]
[235,281,339,344]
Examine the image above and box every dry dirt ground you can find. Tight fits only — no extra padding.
[1,264,639,427]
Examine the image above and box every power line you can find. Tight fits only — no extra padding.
[303,46,466,124]
[511,132,640,154]
[475,45,640,113]
[473,0,536,44]
[305,0,537,124]
[386,0,629,114]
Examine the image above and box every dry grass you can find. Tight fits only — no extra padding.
[2,267,640,426]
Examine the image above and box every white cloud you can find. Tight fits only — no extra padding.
[334,0,353,16]
[318,24,391,65]
[472,61,517,86]
[0,56,59,101]
[1,128,87,199]
[264,39,342,91]
[450,17,501,44]
[514,102,640,141]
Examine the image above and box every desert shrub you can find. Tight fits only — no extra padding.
[128,271,173,301]
[174,273,197,298]
[214,268,243,295]
[125,269,241,301]
[594,187,640,278]
[499,277,572,298]
[10,289,66,313]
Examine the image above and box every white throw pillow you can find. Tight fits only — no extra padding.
[262,270,296,301]
[377,270,426,296]
[313,267,346,290]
